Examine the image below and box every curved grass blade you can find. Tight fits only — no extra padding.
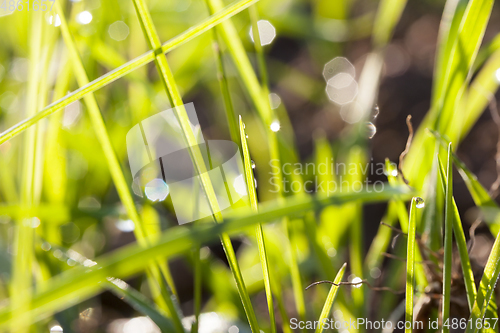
[0,186,410,329]
[205,0,239,146]
[437,157,476,310]
[130,0,259,331]
[54,2,184,331]
[372,0,408,48]
[314,263,347,333]
[431,130,500,234]
[405,197,417,333]
[106,279,175,332]
[441,143,453,333]
[465,218,500,333]
[0,0,258,146]
[240,117,276,333]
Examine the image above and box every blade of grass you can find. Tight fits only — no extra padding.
[0,185,411,329]
[404,0,494,191]
[130,0,260,330]
[437,157,477,310]
[106,279,175,332]
[431,129,500,234]
[386,161,429,289]
[240,117,276,333]
[441,143,453,333]
[405,197,418,333]
[11,10,44,333]
[432,0,467,108]
[209,0,307,322]
[372,0,408,48]
[54,3,184,331]
[0,0,258,146]
[436,0,494,133]
[205,0,239,146]
[465,214,500,333]
[314,263,347,333]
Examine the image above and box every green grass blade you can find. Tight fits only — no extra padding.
[465,217,500,333]
[0,186,410,329]
[405,197,418,333]
[11,11,44,333]
[106,279,175,332]
[372,0,408,48]
[432,0,467,107]
[458,47,500,141]
[240,117,276,333]
[55,3,184,331]
[431,130,500,234]
[314,263,347,333]
[0,0,258,146]
[441,143,453,333]
[437,157,477,311]
[365,200,398,272]
[436,0,494,133]
[206,1,239,146]
[207,0,272,125]
[130,0,259,330]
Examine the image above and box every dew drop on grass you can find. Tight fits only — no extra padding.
[351,277,363,288]
[365,122,376,139]
[41,242,51,251]
[50,325,63,333]
[373,104,380,118]
[76,11,93,25]
[270,120,281,132]
[145,179,169,202]
[415,197,425,209]
[251,160,256,169]
[228,325,240,333]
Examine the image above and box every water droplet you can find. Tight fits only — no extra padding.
[246,134,249,139]
[415,197,425,209]
[366,122,376,139]
[50,325,63,333]
[41,242,51,251]
[249,20,276,46]
[373,104,380,118]
[327,247,337,257]
[270,120,281,132]
[251,160,256,169]
[351,277,363,288]
[229,325,240,333]
[115,219,135,232]
[49,14,61,27]
[145,179,169,202]
[76,11,93,25]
